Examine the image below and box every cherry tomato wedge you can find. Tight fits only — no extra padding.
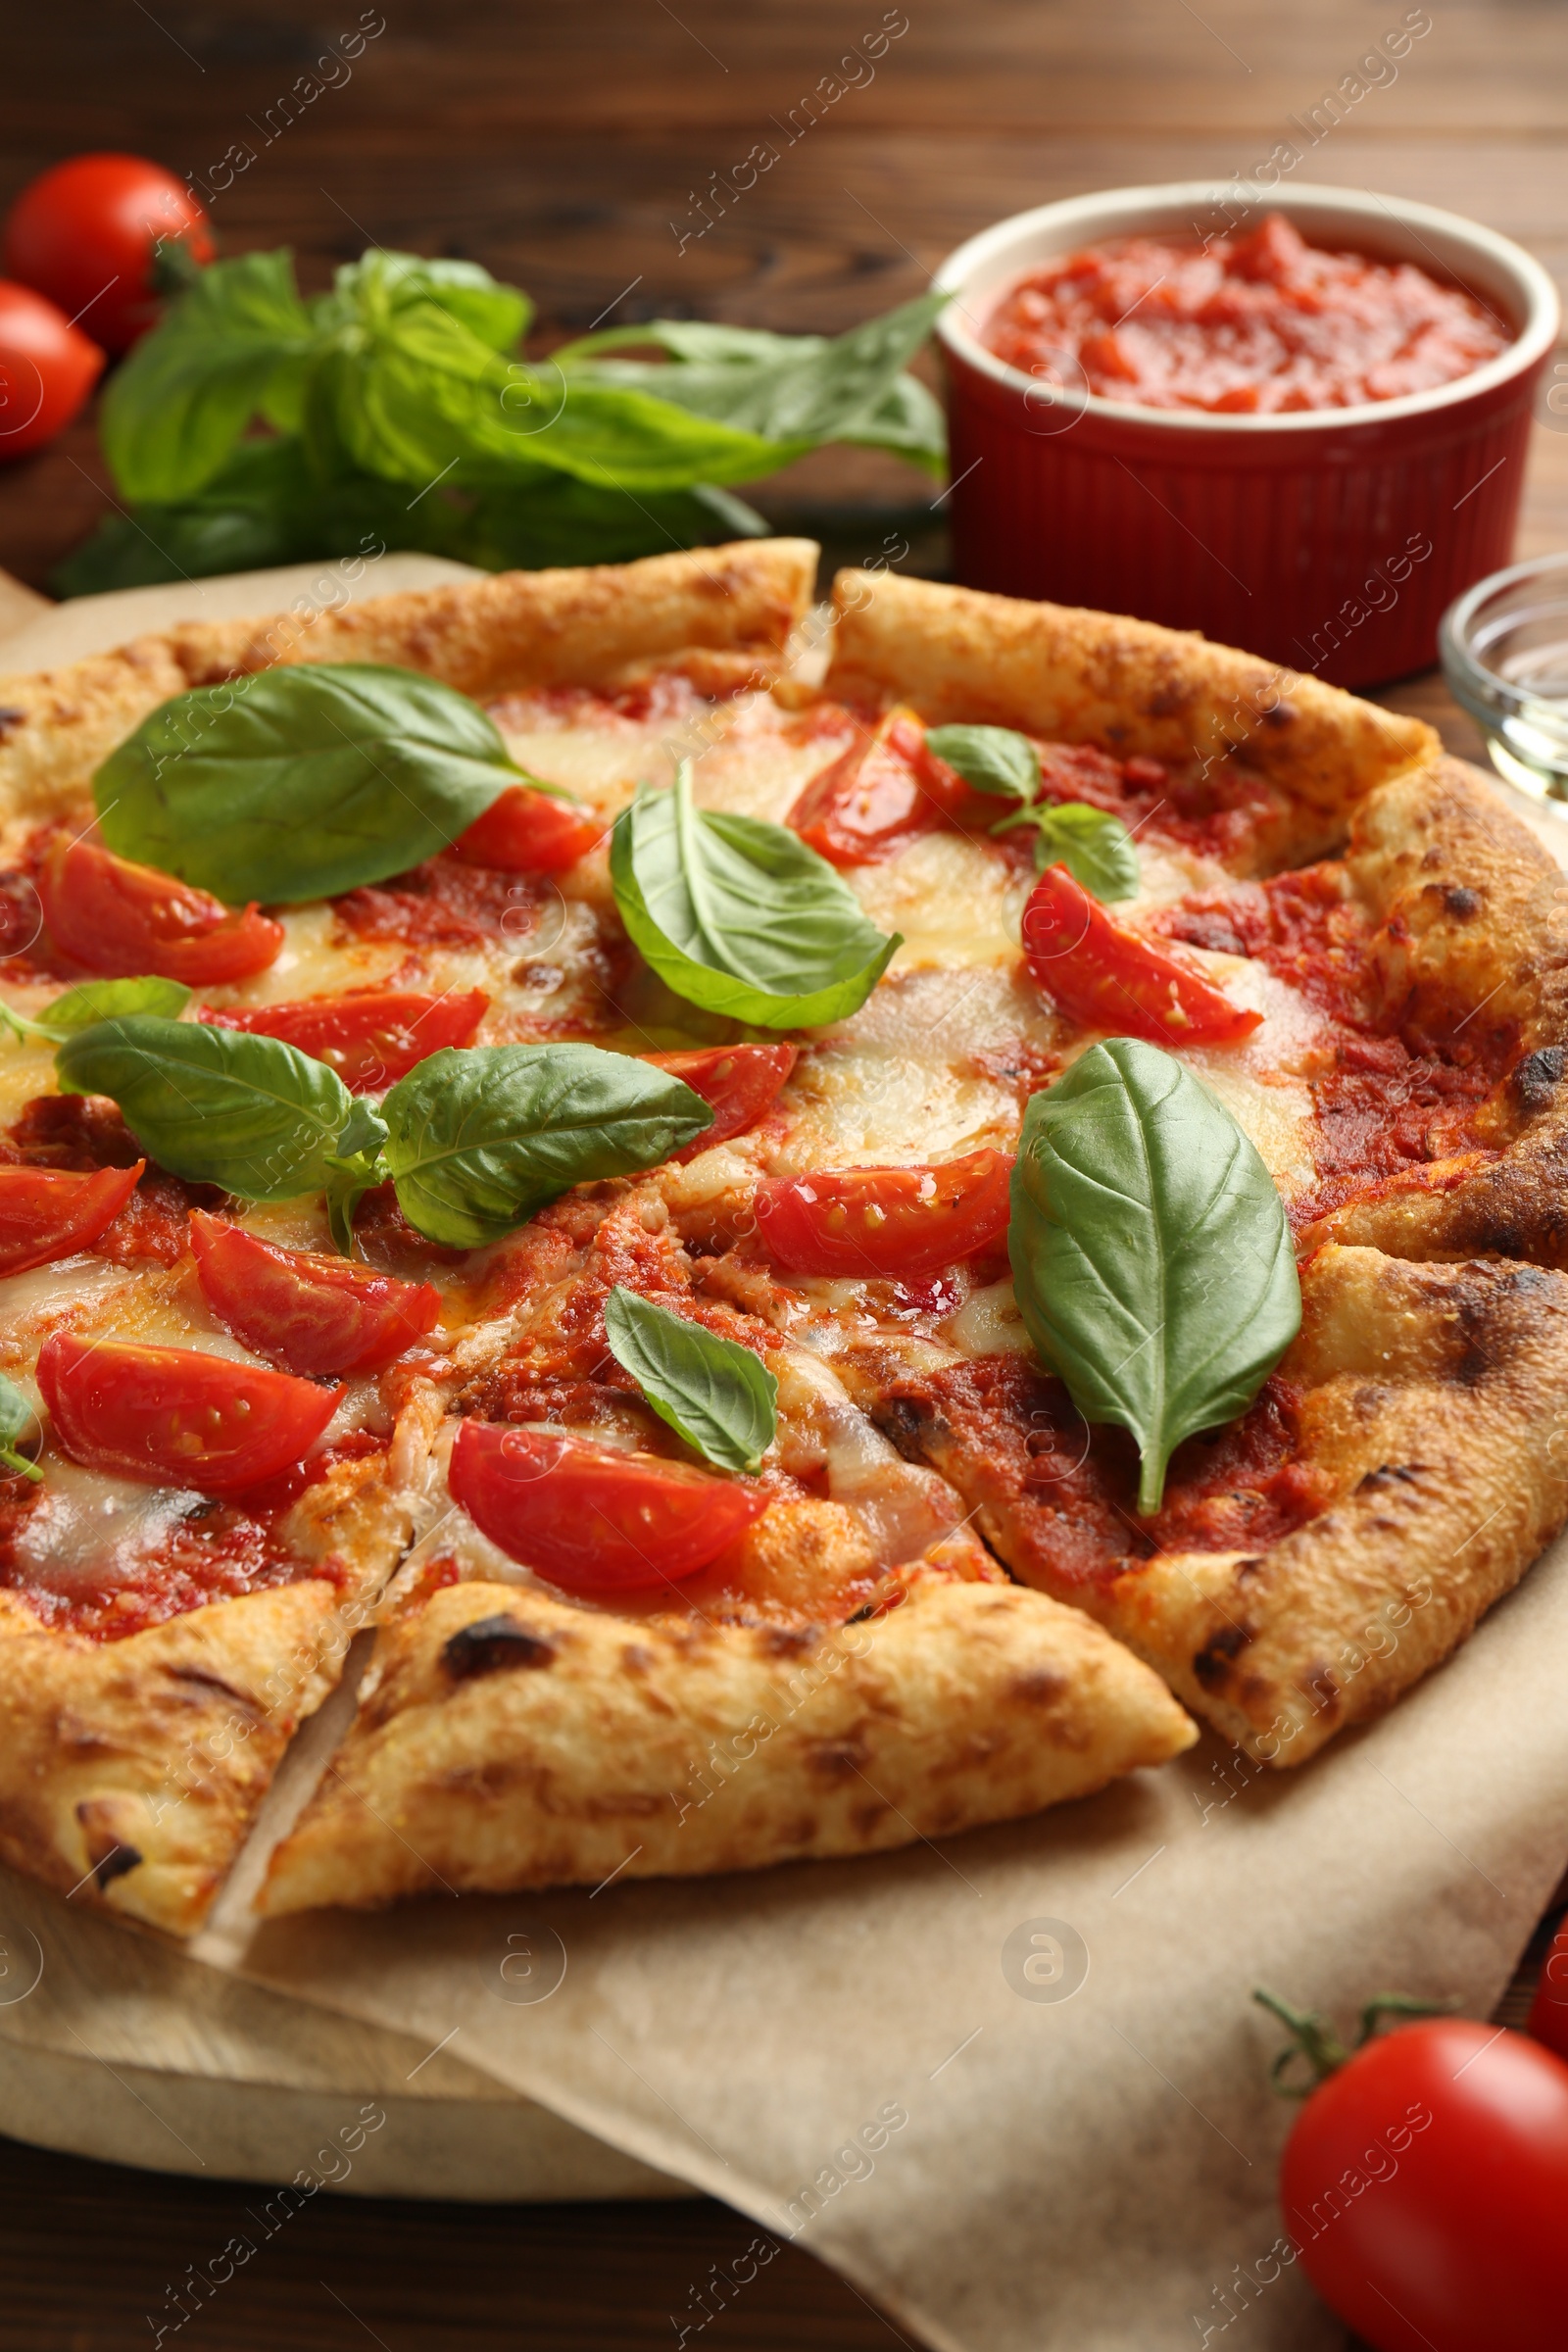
[453,784,605,872]
[640,1043,797,1159]
[38,836,283,985]
[449,1420,768,1595]
[37,1331,343,1495]
[786,708,952,866]
[1279,2017,1568,2352]
[189,1211,442,1377]
[201,987,487,1091]
[755,1147,1014,1279]
[1021,863,1260,1045]
[0,1160,143,1276]
[0,280,105,462]
[4,153,213,353]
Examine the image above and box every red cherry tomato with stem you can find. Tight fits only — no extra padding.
[201,987,487,1091]
[640,1043,797,1159]
[755,1147,1013,1279]
[190,1212,441,1378]
[4,154,213,353]
[0,1161,143,1275]
[449,1420,767,1595]
[452,784,605,872]
[0,281,104,463]
[37,1331,343,1495]
[39,836,282,985]
[1258,1987,1568,2352]
[1022,862,1260,1045]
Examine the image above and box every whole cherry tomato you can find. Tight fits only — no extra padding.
[0,281,104,462]
[0,1160,143,1275]
[201,987,487,1091]
[640,1043,797,1158]
[755,1147,1013,1279]
[449,1419,768,1594]
[4,153,213,352]
[189,1211,442,1378]
[1022,862,1260,1045]
[452,784,605,872]
[38,836,282,985]
[1259,1989,1568,2352]
[37,1331,342,1494]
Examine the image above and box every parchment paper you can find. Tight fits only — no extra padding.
[13,567,1568,2352]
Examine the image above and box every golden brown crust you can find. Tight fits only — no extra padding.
[259,1573,1196,1915]
[823,567,1436,820]
[0,539,818,832]
[898,1247,1568,1766]
[0,1447,415,1935]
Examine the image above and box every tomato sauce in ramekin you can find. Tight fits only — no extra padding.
[982,211,1510,414]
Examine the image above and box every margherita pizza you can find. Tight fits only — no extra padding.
[0,540,1562,1935]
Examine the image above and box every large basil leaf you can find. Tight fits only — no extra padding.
[101,250,317,503]
[380,1045,712,1250]
[0,1372,42,1485]
[924,723,1040,803]
[55,1017,354,1201]
[95,663,522,906]
[611,768,899,1030]
[1009,1038,1299,1514]
[995,801,1140,901]
[603,1286,777,1473]
[1,976,192,1046]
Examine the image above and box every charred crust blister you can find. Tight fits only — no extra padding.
[0,708,25,744]
[1356,1463,1427,1494]
[1192,1621,1253,1691]
[1510,1046,1565,1118]
[441,1615,558,1680]
[92,1840,142,1888]
[1444,885,1482,920]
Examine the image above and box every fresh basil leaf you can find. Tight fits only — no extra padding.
[316,252,531,355]
[611,767,899,1030]
[55,1017,354,1202]
[0,1372,43,1486]
[101,251,318,503]
[380,1045,712,1250]
[2,977,192,1046]
[95,662,522,906]
[603,1286,776,1473]
[994,801,1141,901]
[323,1099,391,1257]
[1009,1038,1299,1515]
[924,723,1040,803]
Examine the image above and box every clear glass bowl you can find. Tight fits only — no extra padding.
[1441,553,1568,812]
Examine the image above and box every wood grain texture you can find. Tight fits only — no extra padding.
[0,4,1562,2345]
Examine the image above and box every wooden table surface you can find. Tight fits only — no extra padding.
[1,5,1565,2345]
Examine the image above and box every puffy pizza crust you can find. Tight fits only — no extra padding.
[259,1572,1196,1915]
[885,1246,1568,1766]
[0,1446,414,1935]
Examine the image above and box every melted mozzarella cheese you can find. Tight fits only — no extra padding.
[851,831,1032,972]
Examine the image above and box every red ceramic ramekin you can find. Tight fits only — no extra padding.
[935,183,1560,687]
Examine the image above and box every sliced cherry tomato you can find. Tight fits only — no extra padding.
[0,1160,143,1276]
[38,836,283,985]
[0,280,105,462]
[786,708,945,866]
[449,1420,768,1595]
[640,1043,797,1159]
[1277,2014,1568,2352]
[1021,863,1260,1045]
[189,1211,441,1377]
[453,784,605,872]
[4,153,213,352]
[201,987,487,1091]
[37,1331,343,1495]
[755,1147,1014,1279]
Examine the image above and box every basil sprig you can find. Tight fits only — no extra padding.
[50,1023,710,1254]
[379,1046,711,1250]
[603,1287,776,1474]
[95,663,531,906]
[1009,1039,1299,1515]
[0,1374,43,1486]
[611,765,899,1030]
[1,976,192,1046]
[993,801,1139,900]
